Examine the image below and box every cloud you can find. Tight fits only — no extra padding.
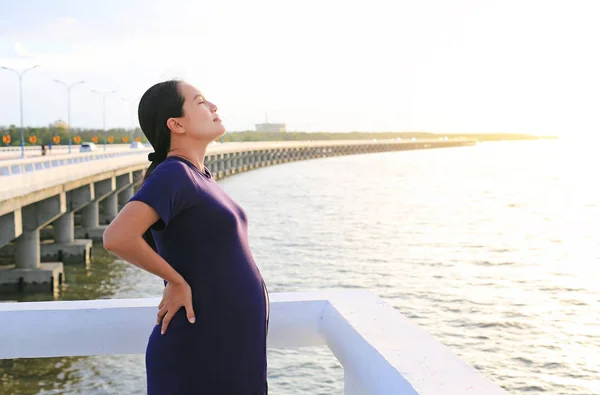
[14,42,33,57]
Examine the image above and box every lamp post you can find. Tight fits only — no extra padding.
[91,90,116,151]
[0,65,39,158]
[53,79,85,154]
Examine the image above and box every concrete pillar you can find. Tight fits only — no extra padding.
[230,155,235,172]
[225,154,232,174]
[101,193,118,224]
[75,200,109,241]
[118,185,134,208]
[0,196,66,292]
[81,201,99,229]
[54,212,74,244]
[0,229,64,292]
[15,230,40,269]
[42,211,92,264]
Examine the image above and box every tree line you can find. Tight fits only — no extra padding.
[1,124,556,146]
[0,125,146,146]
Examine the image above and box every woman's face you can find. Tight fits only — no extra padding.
[177,82,225,142]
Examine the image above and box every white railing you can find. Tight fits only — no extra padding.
[0,290,506,394]
[0,148,151,176]
[0,144,133,152]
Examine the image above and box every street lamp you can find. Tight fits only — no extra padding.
[91,89,116,151]
[53,79,85,154]
[120,97,136,144]
[0,65,39,158]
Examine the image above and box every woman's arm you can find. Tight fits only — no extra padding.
[103,201,195,333]
[103,201,182,283]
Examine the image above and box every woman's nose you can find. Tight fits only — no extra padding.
[208,101,218,112]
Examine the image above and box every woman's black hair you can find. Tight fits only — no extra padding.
[137,79,185,251]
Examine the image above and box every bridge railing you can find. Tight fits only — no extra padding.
[0,290,506,395]
[0,148,151,177]
[0,144,133,152]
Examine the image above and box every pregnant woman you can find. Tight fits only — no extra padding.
[103,80,269,394]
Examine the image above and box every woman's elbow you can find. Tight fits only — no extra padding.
[102,224,121,252]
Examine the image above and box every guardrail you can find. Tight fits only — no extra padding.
[0,149,150,177]
[0,144,134,152]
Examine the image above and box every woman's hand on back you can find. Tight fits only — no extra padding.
[156,278,196,334]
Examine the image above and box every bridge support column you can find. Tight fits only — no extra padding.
[224,154,232,175]
[260,151,266,166]
[241,153,249,171]
[118,185,134,210]
[216,154,225,179]
[41,212,93,265]
[54,212,74,244]
[0,230,64,293]
[76,201,106,241]
[81,201,99,228]
[0,194,66,293]
[248,151,256,169]
[232,154,240,172]
[207,157,218,175]
[100,193,118,224]
[16,230,40,269]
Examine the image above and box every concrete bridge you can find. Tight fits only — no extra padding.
[0,138,475,292]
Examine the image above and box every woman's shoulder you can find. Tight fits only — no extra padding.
[147,158,197,188]
[153,157,193,176]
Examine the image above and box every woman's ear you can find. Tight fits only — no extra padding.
[166,118,184,135]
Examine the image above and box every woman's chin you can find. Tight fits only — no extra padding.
[215,125,226,138]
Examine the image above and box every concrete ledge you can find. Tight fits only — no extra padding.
[40,239,92,264]
[0,262,64,293]
[75,226,106,241]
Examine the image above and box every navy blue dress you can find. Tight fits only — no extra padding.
[130,156,269,394]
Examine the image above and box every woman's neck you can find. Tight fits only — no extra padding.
[167,146,207,172]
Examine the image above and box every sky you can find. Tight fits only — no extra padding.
[0,0,599,138]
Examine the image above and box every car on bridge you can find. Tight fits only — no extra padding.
[79,142,97,153]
